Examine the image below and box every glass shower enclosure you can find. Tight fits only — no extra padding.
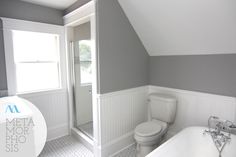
[71,22,93,140]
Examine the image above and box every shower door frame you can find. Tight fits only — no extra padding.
[64,1,101,156]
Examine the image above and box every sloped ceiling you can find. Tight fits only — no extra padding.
[118,0,236,56]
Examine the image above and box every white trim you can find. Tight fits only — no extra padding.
[149,51,236,56]
[1,17,64,34]
[149,85,236,99]
[64,1,99,156]
[18,88,67,98]
[97,86,148,98]
[1,17,67,96]
[63,1,95,26]
[2,24,16,96]
[47,123,69,141]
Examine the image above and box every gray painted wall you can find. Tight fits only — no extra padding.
[97,0,149,94]
[0,19,7,90]
[149,54,236,97]
[64,0,91,15]
[0,0,63,25]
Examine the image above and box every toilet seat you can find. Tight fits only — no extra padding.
[135,121,162,137]
[134,120,168,144]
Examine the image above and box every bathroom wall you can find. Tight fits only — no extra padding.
[81,0,149,156]
[98,86,148,156]
[95,0,236,155]
[20,90,68,141]
[117,0,236,97]
[0,0,63,25]
[0,19,7,96]
[97,0,149,94]
[149,54,236,97]
[64,0,149,94]
[149,86,236,138]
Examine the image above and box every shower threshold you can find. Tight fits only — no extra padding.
[77,121,94,140]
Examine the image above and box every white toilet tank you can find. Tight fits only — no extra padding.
[149,93,177,123]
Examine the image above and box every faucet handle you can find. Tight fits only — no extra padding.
[208,116,221,129]
[229,124,236,128]
[228,123,236,135]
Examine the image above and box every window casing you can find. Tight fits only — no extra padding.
[2,18,66,95]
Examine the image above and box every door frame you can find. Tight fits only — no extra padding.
[64,1,101,156]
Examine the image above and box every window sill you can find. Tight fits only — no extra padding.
[17,88,67,97]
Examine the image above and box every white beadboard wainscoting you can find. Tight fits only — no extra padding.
[96,85,236,157]
[19,89,69,141]
[97,86,148,157]
[149,86,236,138]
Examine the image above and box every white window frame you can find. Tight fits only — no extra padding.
[1,17,67,96]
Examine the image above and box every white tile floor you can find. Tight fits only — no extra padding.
[39,135,137,157]
[39,136,93,157]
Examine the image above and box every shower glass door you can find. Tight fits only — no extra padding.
[72,22,93,139]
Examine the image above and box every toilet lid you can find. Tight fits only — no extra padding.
[135,121,162,137]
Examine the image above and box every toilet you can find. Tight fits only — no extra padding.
[134,93,177,157]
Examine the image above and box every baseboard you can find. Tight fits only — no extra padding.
[100,131,135,157]
[47,124,69,141]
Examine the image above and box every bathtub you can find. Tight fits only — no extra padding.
[147,127,236,157]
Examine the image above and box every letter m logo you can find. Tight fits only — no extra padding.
[5,104,20,113]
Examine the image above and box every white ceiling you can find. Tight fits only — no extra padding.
[20,0,77,9]
[118,0,236,56]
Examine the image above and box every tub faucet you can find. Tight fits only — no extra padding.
[215,122,223,135]
[204,116,235,157]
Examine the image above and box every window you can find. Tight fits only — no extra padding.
[12,30,61,93]
[79,40,92,85]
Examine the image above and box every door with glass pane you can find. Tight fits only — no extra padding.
[73,22,93,139]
